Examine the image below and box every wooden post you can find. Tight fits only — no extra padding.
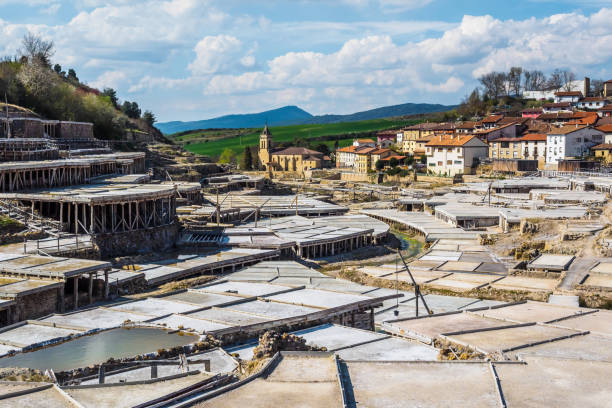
[73,276,79,310]
[88,273,93,304]
[90,205,94,234]
[104,269,109,299]
[74,203,78,234]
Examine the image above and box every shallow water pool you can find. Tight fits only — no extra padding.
[0,327,197,372]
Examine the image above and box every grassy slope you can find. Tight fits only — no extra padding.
[176,118,414,157]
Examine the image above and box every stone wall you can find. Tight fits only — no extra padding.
[7,119,44,138]
[13,288,59,322]
[93,223,179,258]
[58,122,94,139]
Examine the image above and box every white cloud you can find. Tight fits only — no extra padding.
[40,3,60,15]
[90,70,128,90]
[188,35,242,75]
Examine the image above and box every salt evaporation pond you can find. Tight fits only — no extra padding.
[0,327,197,372]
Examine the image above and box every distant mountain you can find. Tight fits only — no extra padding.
[157,102,455,134]
[305,102,454,124]
[156,106,312,134]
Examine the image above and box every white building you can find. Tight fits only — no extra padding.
[576,97,608,110]
[353,138,376,148]
[426,135,489,176]
[554,91,582,104]
[546,125,605,164]
[542,102,572,113]
[520,133,547,165]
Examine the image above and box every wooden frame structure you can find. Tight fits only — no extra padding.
[0,161,91,192]
[1,184,178,234]
[0,139,59,161]
[0,153,147,193]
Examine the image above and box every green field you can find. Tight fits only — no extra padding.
[173,118,415,157]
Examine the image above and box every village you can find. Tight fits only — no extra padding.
[263,77,612,178]
[0,72,610,406]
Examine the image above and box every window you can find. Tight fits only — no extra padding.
[437,161,443,166]
[514,151,518,158]
[492,151,497,157]
[447,160,452,165]
[594,135,602,141]
[576,137,581,142]
[454,160,462,164]
[429,162,436,166]
[501,142,509,148]
[437,148,443,152]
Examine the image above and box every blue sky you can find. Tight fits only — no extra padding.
[1,0,612,122]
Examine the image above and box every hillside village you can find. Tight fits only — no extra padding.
[332,77,612,176]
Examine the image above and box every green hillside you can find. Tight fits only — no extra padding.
[175,118,415,158]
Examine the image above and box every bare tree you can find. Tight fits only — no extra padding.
[561,70,576,92]
[523,70,546,91]
[493,72,508,98]
[546,69,563,91]
[507,66,522,96]
[479,72,496,99]
[19,32,55,67]
[591,79,605,97]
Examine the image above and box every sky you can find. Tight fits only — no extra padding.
[1,1,612,122]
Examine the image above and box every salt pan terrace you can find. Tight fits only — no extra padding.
[0,253,111,322]
[182,215,386,259]
[0,183,178,234]
[226,322,438,361]
[201,194,348,219]
[3,270,400,350]
[124,248,280,285]
[220,261,506,323]
[358,239,565,297]
[0,153,146,193]
[435,203,588,230]
[360,209,481,241]
[452,177,570,194]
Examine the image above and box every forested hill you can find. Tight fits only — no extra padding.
[0,33,160,141]
[157,102,455,134]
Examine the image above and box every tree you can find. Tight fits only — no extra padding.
[389,157,399,168]
[375,160,384,171]
[591,79,605,97]
[241,146,253,170]
[507,66,523,96]
[314,143,330,155]
[101,88,118,109]
[546,69,563,91]
[122,101,141,118]
[142,110,156,126]
[523,70,546,91]
[53,64,62,75]
[561,70,576,92]
[334,138,339,150]
[20,32,54,67]
[218,148,237,164]
[67,68,78,82]
[479,71,507,100]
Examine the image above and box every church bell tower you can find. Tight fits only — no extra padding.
[258,124,272,168]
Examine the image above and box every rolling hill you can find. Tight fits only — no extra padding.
[176,118,416,158]
[157,106,312,134]
[157,102,454,134]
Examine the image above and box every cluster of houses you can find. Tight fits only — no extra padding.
[333,86,612,176]
[335,138,406,173]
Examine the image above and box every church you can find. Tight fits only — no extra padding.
[258,125,330,174]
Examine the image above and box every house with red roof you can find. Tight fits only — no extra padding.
[546,125,605,164]
[425,134,488,176]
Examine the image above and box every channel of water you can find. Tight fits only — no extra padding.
[0,327,197,372]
